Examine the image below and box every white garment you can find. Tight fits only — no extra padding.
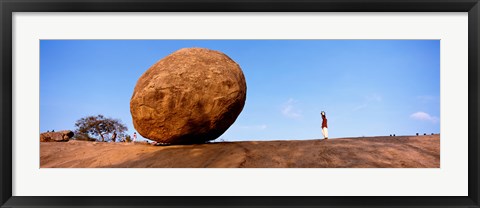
[322,127,329,138]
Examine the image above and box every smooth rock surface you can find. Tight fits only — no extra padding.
[130,48,247,144]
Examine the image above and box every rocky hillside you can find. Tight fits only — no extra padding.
[40,135,440,168]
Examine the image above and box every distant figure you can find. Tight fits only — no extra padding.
[52,130,55,132]
[416,133,419,136]
[132,132,137,143]
[321,111,328,139]
[111,131,117,142]
[393,134,396,136]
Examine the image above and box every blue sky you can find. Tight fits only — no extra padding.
[40,40,440,141]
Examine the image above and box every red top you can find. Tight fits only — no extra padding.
[322,115,328,128]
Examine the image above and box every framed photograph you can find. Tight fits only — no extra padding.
[1,0,479,207]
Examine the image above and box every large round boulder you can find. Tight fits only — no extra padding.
[130,48,247,144]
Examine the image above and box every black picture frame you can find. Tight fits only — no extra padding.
[1,0,479,207]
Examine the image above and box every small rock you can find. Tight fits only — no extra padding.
[40,130,74,142]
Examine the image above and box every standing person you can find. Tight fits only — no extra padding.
[321,111,328,139]
[111,131,117,142]
[132,132,137,143]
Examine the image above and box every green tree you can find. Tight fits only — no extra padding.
[74,114,128,142]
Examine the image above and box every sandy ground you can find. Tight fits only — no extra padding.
[40,135,439,168]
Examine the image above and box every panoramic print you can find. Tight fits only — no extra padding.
[40,40,440,168]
